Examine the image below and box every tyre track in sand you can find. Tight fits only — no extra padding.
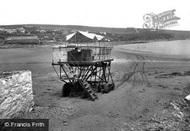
[111,49,151,88]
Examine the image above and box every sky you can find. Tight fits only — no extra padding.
[0,0,190,31]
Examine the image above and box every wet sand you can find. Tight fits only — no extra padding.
[1,40,190,130]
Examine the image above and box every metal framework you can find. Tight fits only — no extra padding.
[52,43,114,100]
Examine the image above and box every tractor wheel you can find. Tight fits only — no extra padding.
[108,83,115,91]
[101,84,109,93]
[62,83,72,97]
[97,84,103,93]
[73,81,84,93]
[101,83,115,93]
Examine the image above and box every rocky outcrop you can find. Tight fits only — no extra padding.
[0,70,34,118]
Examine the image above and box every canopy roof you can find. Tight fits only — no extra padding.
[66,31,104,43]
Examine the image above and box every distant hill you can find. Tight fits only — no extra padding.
[0,24,136,34]
[1,24,190,43]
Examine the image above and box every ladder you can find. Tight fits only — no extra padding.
[79,80,98,101]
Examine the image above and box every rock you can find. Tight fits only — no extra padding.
[62,120,69,126]
[185,94,190,101]
[0,70,34,119]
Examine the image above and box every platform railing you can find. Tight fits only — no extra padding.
[52,44,113,64]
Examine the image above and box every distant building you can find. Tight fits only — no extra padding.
[4,35,41,45]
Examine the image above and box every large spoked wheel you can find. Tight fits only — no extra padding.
[108,83,115,90]
[101,84,109,93]
[62,83,72,97]
[101,83,115,93]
